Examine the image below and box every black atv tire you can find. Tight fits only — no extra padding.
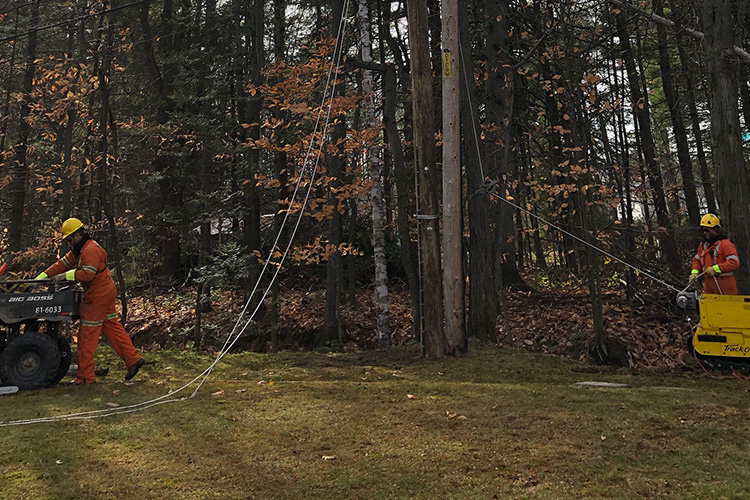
[51,333,72,385]
[0,332,60,390]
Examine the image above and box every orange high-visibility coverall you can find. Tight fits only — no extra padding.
[692,237,740,295]
[45,239,141,383]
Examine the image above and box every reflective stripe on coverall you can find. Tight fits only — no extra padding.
[692,239,740,295]
[45,239,141,383]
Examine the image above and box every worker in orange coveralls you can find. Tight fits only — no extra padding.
[36,218,145,384]
[689,213,740,295]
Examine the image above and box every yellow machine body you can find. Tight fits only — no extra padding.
[692,294,750,359]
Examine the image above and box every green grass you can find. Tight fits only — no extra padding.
[1,342,749,499]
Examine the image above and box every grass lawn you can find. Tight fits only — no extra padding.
[1,341,749,499]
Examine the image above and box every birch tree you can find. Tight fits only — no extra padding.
[357,0,390,349]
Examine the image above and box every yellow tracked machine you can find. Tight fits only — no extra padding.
[677,291,750,373]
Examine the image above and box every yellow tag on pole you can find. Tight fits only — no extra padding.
[443,50,452,78]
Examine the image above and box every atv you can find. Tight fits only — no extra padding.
[677,289,750,373]
[0,270,81,392]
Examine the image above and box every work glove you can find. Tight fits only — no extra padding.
[51,274,67,285]
[705,266,718,278]
[688,273,698,285]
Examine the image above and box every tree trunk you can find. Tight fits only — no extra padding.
[96,2,129,323]
[139,0,182,279]
[653,0,700,226]
[702,0,750,293]
[407,0,444,358]
[382,65,421,336]
[194,282,204,350]
[8,1,40,252]
[324,0,346,345]
[739,68,750,138]
[243,0,264,312]
[674,35,717,214]
[357,0,390,349]
[740,0,750,108]
[616,12,681,278]
[613,75,637,300]
[58,21,77,220]
[484,0,524,291]
[269,0,288,352]
[540,61,579,274]
[460,2,497,343]
[426,0,442,128]
[521,139,545,269]
[0,8,20,153]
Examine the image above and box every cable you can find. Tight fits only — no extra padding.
[678,271,703,293]
[712,274,723,295]
[487,189,682,293]
[0,0,39,18]
[459,37,485,182]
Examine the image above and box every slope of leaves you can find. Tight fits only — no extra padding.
[125,282,691,371]
[497,289,689,369]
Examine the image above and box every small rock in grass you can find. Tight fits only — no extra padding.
[575,381,629,388]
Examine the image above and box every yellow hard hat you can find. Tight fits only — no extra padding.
[61,217,84,239]
[700,213,721,228]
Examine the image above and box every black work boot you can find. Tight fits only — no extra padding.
[125,358,145,381]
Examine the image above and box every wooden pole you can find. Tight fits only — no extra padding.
[442,0,466,354]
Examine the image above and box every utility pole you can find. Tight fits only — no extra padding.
[441,0,466,354]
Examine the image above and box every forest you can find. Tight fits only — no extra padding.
[0,0,748,366]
